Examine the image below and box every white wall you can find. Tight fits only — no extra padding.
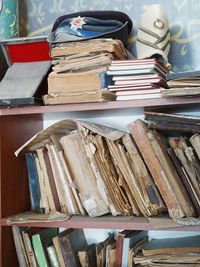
[43,107,144,131]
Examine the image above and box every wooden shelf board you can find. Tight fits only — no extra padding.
[2,215,200,231]
[1,97,200,116]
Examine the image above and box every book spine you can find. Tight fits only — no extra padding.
[147,121,200,134]
[129,120,195,219]
[32,235,48,267]
[167,147,200,216]
[60,236,79,267]
[25,152,42,213]
[47,245,60,267]
[98,72,113,88]
[146,130,195,218]
[116,235,124,267]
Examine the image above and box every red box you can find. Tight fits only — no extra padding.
[0,36,51,66]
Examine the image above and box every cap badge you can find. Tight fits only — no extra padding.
[70,16,86,30]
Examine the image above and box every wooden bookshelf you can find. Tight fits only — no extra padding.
[0,114,43,267]
[2,215,200,232]
[1,100,200,266]
[0,97,200,116]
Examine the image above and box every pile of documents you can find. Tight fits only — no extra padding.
[15,112,200,220]
[134,235,200,266]
[15,119,166,218]
[162,69,200,97]
[44,38,128,104]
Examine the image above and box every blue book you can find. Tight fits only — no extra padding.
[166,70,200,81]
[25,152,41,213]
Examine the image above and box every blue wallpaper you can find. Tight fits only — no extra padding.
[19,0,200,71]
[0,0,19,38]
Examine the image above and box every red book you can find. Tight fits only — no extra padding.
[116,230,132,267]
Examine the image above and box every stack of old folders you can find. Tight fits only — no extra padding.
[162,69,200,97]
[144,111,200,219]
[14,119,167,219]
[43,38,128,104]
[13,113,200,222]
[106,58,169,101]
[134,235,200,266]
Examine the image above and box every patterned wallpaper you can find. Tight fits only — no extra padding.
[9,0,200,71]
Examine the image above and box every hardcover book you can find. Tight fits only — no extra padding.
[0,61,51,107]
[48,71,112,94]
[50,39,127,60]
[21,229,38,267]
[32,228,58,267]
[166,69,200,81]
[142,235,200,256]
[78,244,97,267]
[121,231,147,267]
[56,228,87,267]
[43,88,116,105]
[25,152,42,213]
[116,230,133,267]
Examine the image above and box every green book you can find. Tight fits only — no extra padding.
[32,228,58,267]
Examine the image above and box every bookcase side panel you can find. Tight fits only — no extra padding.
[0,114,43,218]
[0,226,19,267]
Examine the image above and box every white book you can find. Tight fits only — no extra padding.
[115,89,162,96]
[116,93,161,101]
[112,74,160,81]
[121,231,148,267]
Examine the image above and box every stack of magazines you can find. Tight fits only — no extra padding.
[107,58,169,100]
[162,69,200,97]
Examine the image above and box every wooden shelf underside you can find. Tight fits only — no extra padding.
[2,215,200,231]
[1,97,200,116]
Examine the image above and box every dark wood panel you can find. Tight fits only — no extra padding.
[0,114,43,218]
[1,227,19,267]
[0,97,200,116]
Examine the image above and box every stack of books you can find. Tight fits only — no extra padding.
[107,58,169,100]
[13,225,200,267]
[43,38,128,104]
[134,235,200,266]
[12,227,148,267]
[144,111,200,216]
[162,69,200,97]
[13,227,88,267]
[15,119,166,218]
[14,112,200,220]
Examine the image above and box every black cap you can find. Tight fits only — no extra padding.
[47,10,133,47]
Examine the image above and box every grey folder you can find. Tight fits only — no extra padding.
[0,60,51,106]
